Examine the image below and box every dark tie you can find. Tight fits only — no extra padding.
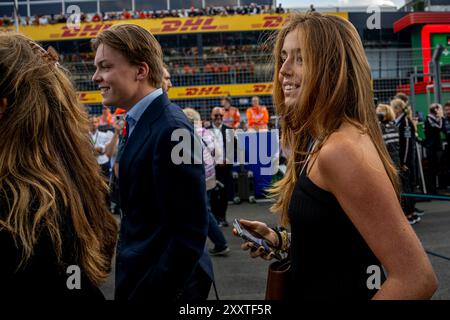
[125,119,130,142]
[121,118,129,148]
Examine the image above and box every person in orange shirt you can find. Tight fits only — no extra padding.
[246,96,269,131]
[97,105,113,128]
[221,96,240,129]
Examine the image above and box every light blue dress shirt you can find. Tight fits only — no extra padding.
[126,88,163,138]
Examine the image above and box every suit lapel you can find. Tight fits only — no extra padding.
[120,93,171,179]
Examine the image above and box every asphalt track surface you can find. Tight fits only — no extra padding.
[101,199,450,300]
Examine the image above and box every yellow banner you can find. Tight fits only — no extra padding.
[78,82,273,104]
[3,12,348,41]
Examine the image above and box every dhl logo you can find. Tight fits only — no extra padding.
[78,93,87,101]
[248,84,273,94]
[161,18,219,32]
[78,92,100,103]
[184,86,225,96]
[60,23,113,38]
[262,16,284,28]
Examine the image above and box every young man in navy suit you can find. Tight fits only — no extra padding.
[92,24,213,302]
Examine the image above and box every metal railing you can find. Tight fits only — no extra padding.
[70,47,450,118]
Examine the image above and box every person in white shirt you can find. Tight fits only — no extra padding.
[89,116,114,178]
[207,107,234,227]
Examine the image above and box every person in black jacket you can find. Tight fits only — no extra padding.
[443,102,450,143]
[0,32,118,299]
[92,24,213,302]
[376,104,400,167]
[424,103,444,193]
[443,102,450,188]
[391,98,421,224]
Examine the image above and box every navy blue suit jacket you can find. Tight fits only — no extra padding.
[115,93,212,301]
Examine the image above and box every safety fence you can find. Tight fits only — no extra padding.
[69,47,450,118]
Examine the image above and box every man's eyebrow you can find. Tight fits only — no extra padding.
[94,59,108,67]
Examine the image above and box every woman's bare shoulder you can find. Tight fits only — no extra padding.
[318,124,381,177]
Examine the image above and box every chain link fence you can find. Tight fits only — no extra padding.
[70,47,450,119]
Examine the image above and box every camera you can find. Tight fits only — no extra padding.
[115,114,125,126]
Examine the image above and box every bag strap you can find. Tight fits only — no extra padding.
[300,139,318,176]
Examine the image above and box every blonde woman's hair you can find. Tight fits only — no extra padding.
[183,107,202,124]
[0,32,118,285]
[390,98,411,120]
[376,103,395,122]
[92,24,164,88]
[394,92,409,105]
[269,12,400,226]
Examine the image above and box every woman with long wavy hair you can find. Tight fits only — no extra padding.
[0,32,118,299]
[235,12,437,299]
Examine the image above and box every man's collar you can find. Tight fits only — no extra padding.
[127,88,163,124]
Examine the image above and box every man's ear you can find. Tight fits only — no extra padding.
[0,98,7,119]
[136,62,150,81]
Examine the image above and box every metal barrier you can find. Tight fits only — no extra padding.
[67,47,450,118]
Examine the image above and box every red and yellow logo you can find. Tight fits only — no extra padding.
[50,23,113,39]
[7,13,348,41]
[77,83,274,104]
[155,17,223,33]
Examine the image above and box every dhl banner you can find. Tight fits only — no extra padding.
[78,82,274,104]
[3,13,348,41]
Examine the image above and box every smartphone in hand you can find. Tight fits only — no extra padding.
[233,219,281,260]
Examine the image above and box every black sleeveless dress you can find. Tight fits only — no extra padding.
[288,169,385,300]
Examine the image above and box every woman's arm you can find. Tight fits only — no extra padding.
[316,134,437,299]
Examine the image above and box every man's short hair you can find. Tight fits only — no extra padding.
[92,24,164,88]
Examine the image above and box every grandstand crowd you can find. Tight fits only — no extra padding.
[0,3,286,27]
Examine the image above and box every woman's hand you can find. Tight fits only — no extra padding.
[232,219,279,261]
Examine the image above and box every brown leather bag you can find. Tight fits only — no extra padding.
[265,258,291,300]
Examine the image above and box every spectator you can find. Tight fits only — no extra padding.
[392,98,420,224]
[276,3,285,14]
[183,108,230,256]
[207,107,234,227]
[162,64,173,92]
[92,13,101,22]
[121,9,132,19]
[246,96,269,131]
[376,103,400,168]
[221,96,240,129]
[424,103,444,193]
[394,92,418,130]
[442,101,450,188]
[97,105,113,128]
[89,115,113,179]
[0,32,118,299]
